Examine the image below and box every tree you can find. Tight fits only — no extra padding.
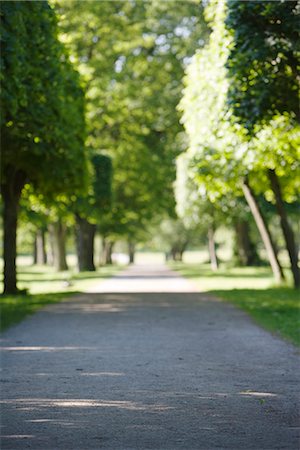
[178,1,285,282]
[226,0,300,287]
[151,217,200,263]
[1,1,87,293]
[54,0,209,249]
[225,0,299,128]
[75,154,112,271]
[175,153,222,270]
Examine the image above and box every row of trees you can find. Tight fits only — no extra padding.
[176,1,299,287]
[1,1,209,294]
[1,2,88,294]
[1,1,298,293]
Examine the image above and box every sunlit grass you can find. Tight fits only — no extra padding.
[16,263,122,294]
[0,292,72,332]
[0,260,122,332]
[170,262,276,290]
[170,262,299,346]
[211,288,300,346]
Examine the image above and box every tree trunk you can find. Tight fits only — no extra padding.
[103,240,114,265]
[268,169,299,288]
[75,215,96,272]
[242,179,285,283]
[1,168,26,294]
[48,221,68,271]
[233,220,260,266]
[47,226,55,266]
[33,235,37,265]
[208,226,218,271]
[100,237,107,266]
[171,247,185,262]
[177,251,184,262]
[171,247,177,261]
[34,229,47,265]
[128,241,135,264]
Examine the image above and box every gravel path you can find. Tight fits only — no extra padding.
[1,264,299,449]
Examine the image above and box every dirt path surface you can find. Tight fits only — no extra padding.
[1,264,299,449]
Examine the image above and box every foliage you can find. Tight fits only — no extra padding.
[53,0,209,241]
[178,1,299,281]
[224,0,299,288]
[150,217,203,257]
[224,0,300,202]
[248,115,300,203]
[225,0,300,129]
[0,1,88,198]
[178,1,246,203]
[74,153,112,223]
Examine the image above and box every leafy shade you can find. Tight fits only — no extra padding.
[54,0,209,241]
[1,1,88,198]
[74,154,113,222]
[225,0,300,129]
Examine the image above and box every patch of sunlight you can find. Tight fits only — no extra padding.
[0,346,96,352]
[0,398,173,412]
[239,391,277,397]
[80,372,124,377]
[68,303,124,313]
[35,373,55,376]
[26,419,75,426]
[1,435,35,439]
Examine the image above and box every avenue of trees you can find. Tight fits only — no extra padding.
[1,2,87,293]
[177,1,299,287]
[0,0,299,294]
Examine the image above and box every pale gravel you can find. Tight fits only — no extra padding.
[0,264,299,449]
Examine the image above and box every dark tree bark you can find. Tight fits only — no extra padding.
[208,226,218,271]
[233,220,260,266]
[33,229,47,265]
[171,248,182,262]
[177,250,184,262]
[1,167,26,294]
[268,169,299,288]
[48,221,68,271]
[33,237,37,265]
[75,215,96,272]
[100,237,107,266]
[128,241,135,264]
[47,226,55,266]
[242,179,285,284]
[103,239,114,265]
[171,248,180,262]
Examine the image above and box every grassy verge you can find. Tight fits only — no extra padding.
[0,292,73,332]
[170,262,300,346]
[0,263,123,332]
[210,288,300,346]
[16,263,122,294]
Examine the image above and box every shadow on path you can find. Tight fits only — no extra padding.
[1,265,299,449]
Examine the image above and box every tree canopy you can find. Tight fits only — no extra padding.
[1,1,87,198]
[225,0,300,128]
[1,0,299,293]
[0,1,87,292]
[53,0,209,242]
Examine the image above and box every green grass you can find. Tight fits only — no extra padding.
[15,263,122,294]
[211,288,300,346]
[0,262,122,332]
[0,292,73,332]
[170,262,300,346]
